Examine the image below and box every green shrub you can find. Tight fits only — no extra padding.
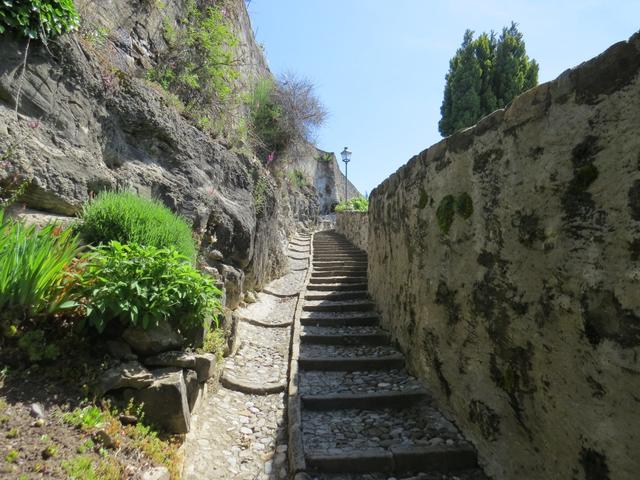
[0,211,78,325]
[335,197,368,213]
[75,242,222,333]
[0,0,80,40]
[78,191,197,261]
[148,0,239,115]
[247,78,290,155]
[288,169,308,189]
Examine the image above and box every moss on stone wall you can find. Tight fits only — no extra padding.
[436,195,455,234]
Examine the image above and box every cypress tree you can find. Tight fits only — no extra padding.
[438,23,538,137]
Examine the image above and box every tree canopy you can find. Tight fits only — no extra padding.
[438,23,539,137]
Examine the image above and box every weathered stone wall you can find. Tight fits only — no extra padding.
[368,33,640,480]
[336,212,368,252]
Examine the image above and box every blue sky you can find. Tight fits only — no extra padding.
[248,1,640,195]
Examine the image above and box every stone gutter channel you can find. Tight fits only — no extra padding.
[181,233,312,480]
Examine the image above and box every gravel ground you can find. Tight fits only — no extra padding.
[302,404,467,453]
[299,369,425,396]
[183,389,288,480]
[236,293,297,325]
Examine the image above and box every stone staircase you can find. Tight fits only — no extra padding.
[292,230,486,479]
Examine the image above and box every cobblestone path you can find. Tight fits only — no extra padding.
[182,233,311,480]
[290,231,487,480]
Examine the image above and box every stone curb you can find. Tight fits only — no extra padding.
[220,372,285,395]
[262,288,302,299]
[287,232,314,477]
[238,316,293,328]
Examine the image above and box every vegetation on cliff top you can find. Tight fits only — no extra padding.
[439,22,538,136]
[0,0,79,40]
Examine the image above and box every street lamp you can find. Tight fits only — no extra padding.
[341,147,352,201]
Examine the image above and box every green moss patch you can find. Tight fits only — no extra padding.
[436,195,456,234]
[455,192,473,219]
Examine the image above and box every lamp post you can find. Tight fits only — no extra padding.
[341,147,352,201]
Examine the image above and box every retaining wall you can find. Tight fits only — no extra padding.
[367,32,640,480]
[336,211,369,251]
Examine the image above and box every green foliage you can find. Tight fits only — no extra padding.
[75,242,222,333]
[17,329,60,362]
[247,78,290,155]
[199,325,226,362]
[247,73,327,158]
[252,176,269,216]
[0,211,78,325]
[62,405,105,430]
[78,191,197,261]
[455,192,474,219]
[0,0,80,40]
[436,195,456,234]
[0,179,29,209]
[439,23,538,136]
[335,196,369,213]
[149,0,239,115]
[288,169,308,189]
[61,455,122,480]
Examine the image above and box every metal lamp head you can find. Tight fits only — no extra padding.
[341,147,352,164]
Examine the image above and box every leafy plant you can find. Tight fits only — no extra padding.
[0,0,80,40]
[247,73,327,157]
[288,169,308,189]
[75,242,222,333]
[62,405,105,430]
[78,191,197,261]
[0,211,79,326]
[335,196,368,213]
[252,176,269,216]
[61,455,122,480]
[198,324,226,362]
[148,0,239,116]
[17,329,60,362]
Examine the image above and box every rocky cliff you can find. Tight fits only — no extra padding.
[0,0,342,307]
[368,32,640,479]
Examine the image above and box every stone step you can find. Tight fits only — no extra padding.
[300,314,379,328]
[305,445,478,474]
[311,270,367,278]
[298,355,404,371]
[301,332,388,345]
[303,300,375,312]
[309,276,368,285]
[302,390,429,410]
[305,290,369,301]
[307,283,368,292]
[313,262,367,269]
[302,405,477,473]
[313,248,364,253]
[299,368,426,397]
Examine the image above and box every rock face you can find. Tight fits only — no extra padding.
[126,368,191,434]
[368,33,640,480]
[336,211,369,251]
[0,0,320,301]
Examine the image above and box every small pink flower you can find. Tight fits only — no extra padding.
[267,152,275,164]
[27,119,40,129]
